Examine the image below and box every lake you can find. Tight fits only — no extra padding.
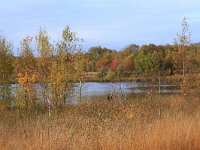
[74,82,179,96]
[8,81,179,104]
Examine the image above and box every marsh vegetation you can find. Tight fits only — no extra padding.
[1,95,200,150]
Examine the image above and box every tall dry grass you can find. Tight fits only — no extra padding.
[1,94,200,150]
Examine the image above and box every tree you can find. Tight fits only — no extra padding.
[134,49,158,73]
[36,28,53,115]
[15,37,37,111]
[174,17,191,80]
[96,51,112,74]
[36,28,52,98]
[120,44,139,58]
[109,59,121,71]
[174,18,196,96]
[86,46,112,72]
[123,53,135,73]
[163,44,175,75]
[74,52,86,102]
[0,36,14,107]
[49,26,84,106]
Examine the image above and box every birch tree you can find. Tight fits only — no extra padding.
[36,28,52,106]
[49,26,84,106]
[174,17,192,95]
[0,36,14,107]
[15,37,37,110]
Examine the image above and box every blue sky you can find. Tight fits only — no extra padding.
[0,0,200,53]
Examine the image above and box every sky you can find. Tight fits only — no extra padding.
[0,0,200,54]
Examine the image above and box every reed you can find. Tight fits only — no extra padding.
[1,94,200,150]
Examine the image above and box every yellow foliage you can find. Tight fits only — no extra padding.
[17,72,37,84]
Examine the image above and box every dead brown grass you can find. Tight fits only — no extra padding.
[1,94,200,150]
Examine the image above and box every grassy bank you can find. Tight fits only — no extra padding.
[1,94,200,150]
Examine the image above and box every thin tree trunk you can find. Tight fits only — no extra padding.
[25,88,29,112]
[158,72,161,94]
[79,81,82,103]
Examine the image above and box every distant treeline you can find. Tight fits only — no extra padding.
[2,42,200,82]
[84,43,200,79]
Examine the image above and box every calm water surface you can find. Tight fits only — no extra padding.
[76,82,179,96]
[9,82,179,103]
